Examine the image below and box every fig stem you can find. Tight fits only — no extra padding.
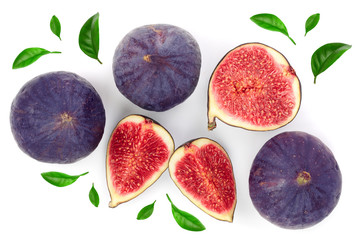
[207,120,216,131]
[143,54,152,63]
[296,171,311,186]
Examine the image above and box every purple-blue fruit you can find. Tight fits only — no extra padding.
[113,24,201,112]
[10,71,106,164]
[249,131,341,229]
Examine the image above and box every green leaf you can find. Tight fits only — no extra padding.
[79,12,102,64]
[89,183,100,207]
[137,200,156,220]
[50,15,61,40]
[41,171,89,187]
[305,13,320,36]
[250,13,296,45]
[166,194,205,232]
[311,43,352,83]
[12,47,61,69]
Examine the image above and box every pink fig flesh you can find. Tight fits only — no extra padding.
[106,114,174,207]
[169,138,236,222]
[208,42,301,131]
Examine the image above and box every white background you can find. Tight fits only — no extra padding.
[1,0,359,239]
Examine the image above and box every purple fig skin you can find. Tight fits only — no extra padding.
[113,24,201,112]
[249,131,341,229]
[10,71,106,164]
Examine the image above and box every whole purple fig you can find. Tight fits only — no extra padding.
[249,131,341,229]
[113,24,201,112]
[10,71,106,164]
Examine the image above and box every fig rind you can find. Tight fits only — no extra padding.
[169,138,236,222]
[106,114,174,208]
[208,42,301,131]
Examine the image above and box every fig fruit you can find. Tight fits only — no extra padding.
[113,24,201,112]
[249,131,342,229]
[208,43,301,131]
[169,138,236,222]
[10,71,106,164]
[106,114,174,207]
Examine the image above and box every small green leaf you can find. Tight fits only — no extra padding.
[79,12,102,64]
[311,43,352,83]
[50,15,61,40]
[41,171,88,187]
[12,47,61,69]
[305,13,320,36]
[89,183,100,207]
[250,13,296,45]
[166,194,205,232]
[137,200,156,220]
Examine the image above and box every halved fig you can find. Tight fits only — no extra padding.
[208,43,301,131]
[169,138,236,222]
[106,114,174,208]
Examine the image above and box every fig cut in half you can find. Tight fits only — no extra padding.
[106,114,174,207]
[208,43,301,131]
[169,138,236,222]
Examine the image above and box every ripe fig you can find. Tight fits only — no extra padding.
[106,114,174,207]
[10,71,106,163]
[249,131,342,229]
[113,24,201,112]
[208,43,301,131]
[169,138,236,222]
